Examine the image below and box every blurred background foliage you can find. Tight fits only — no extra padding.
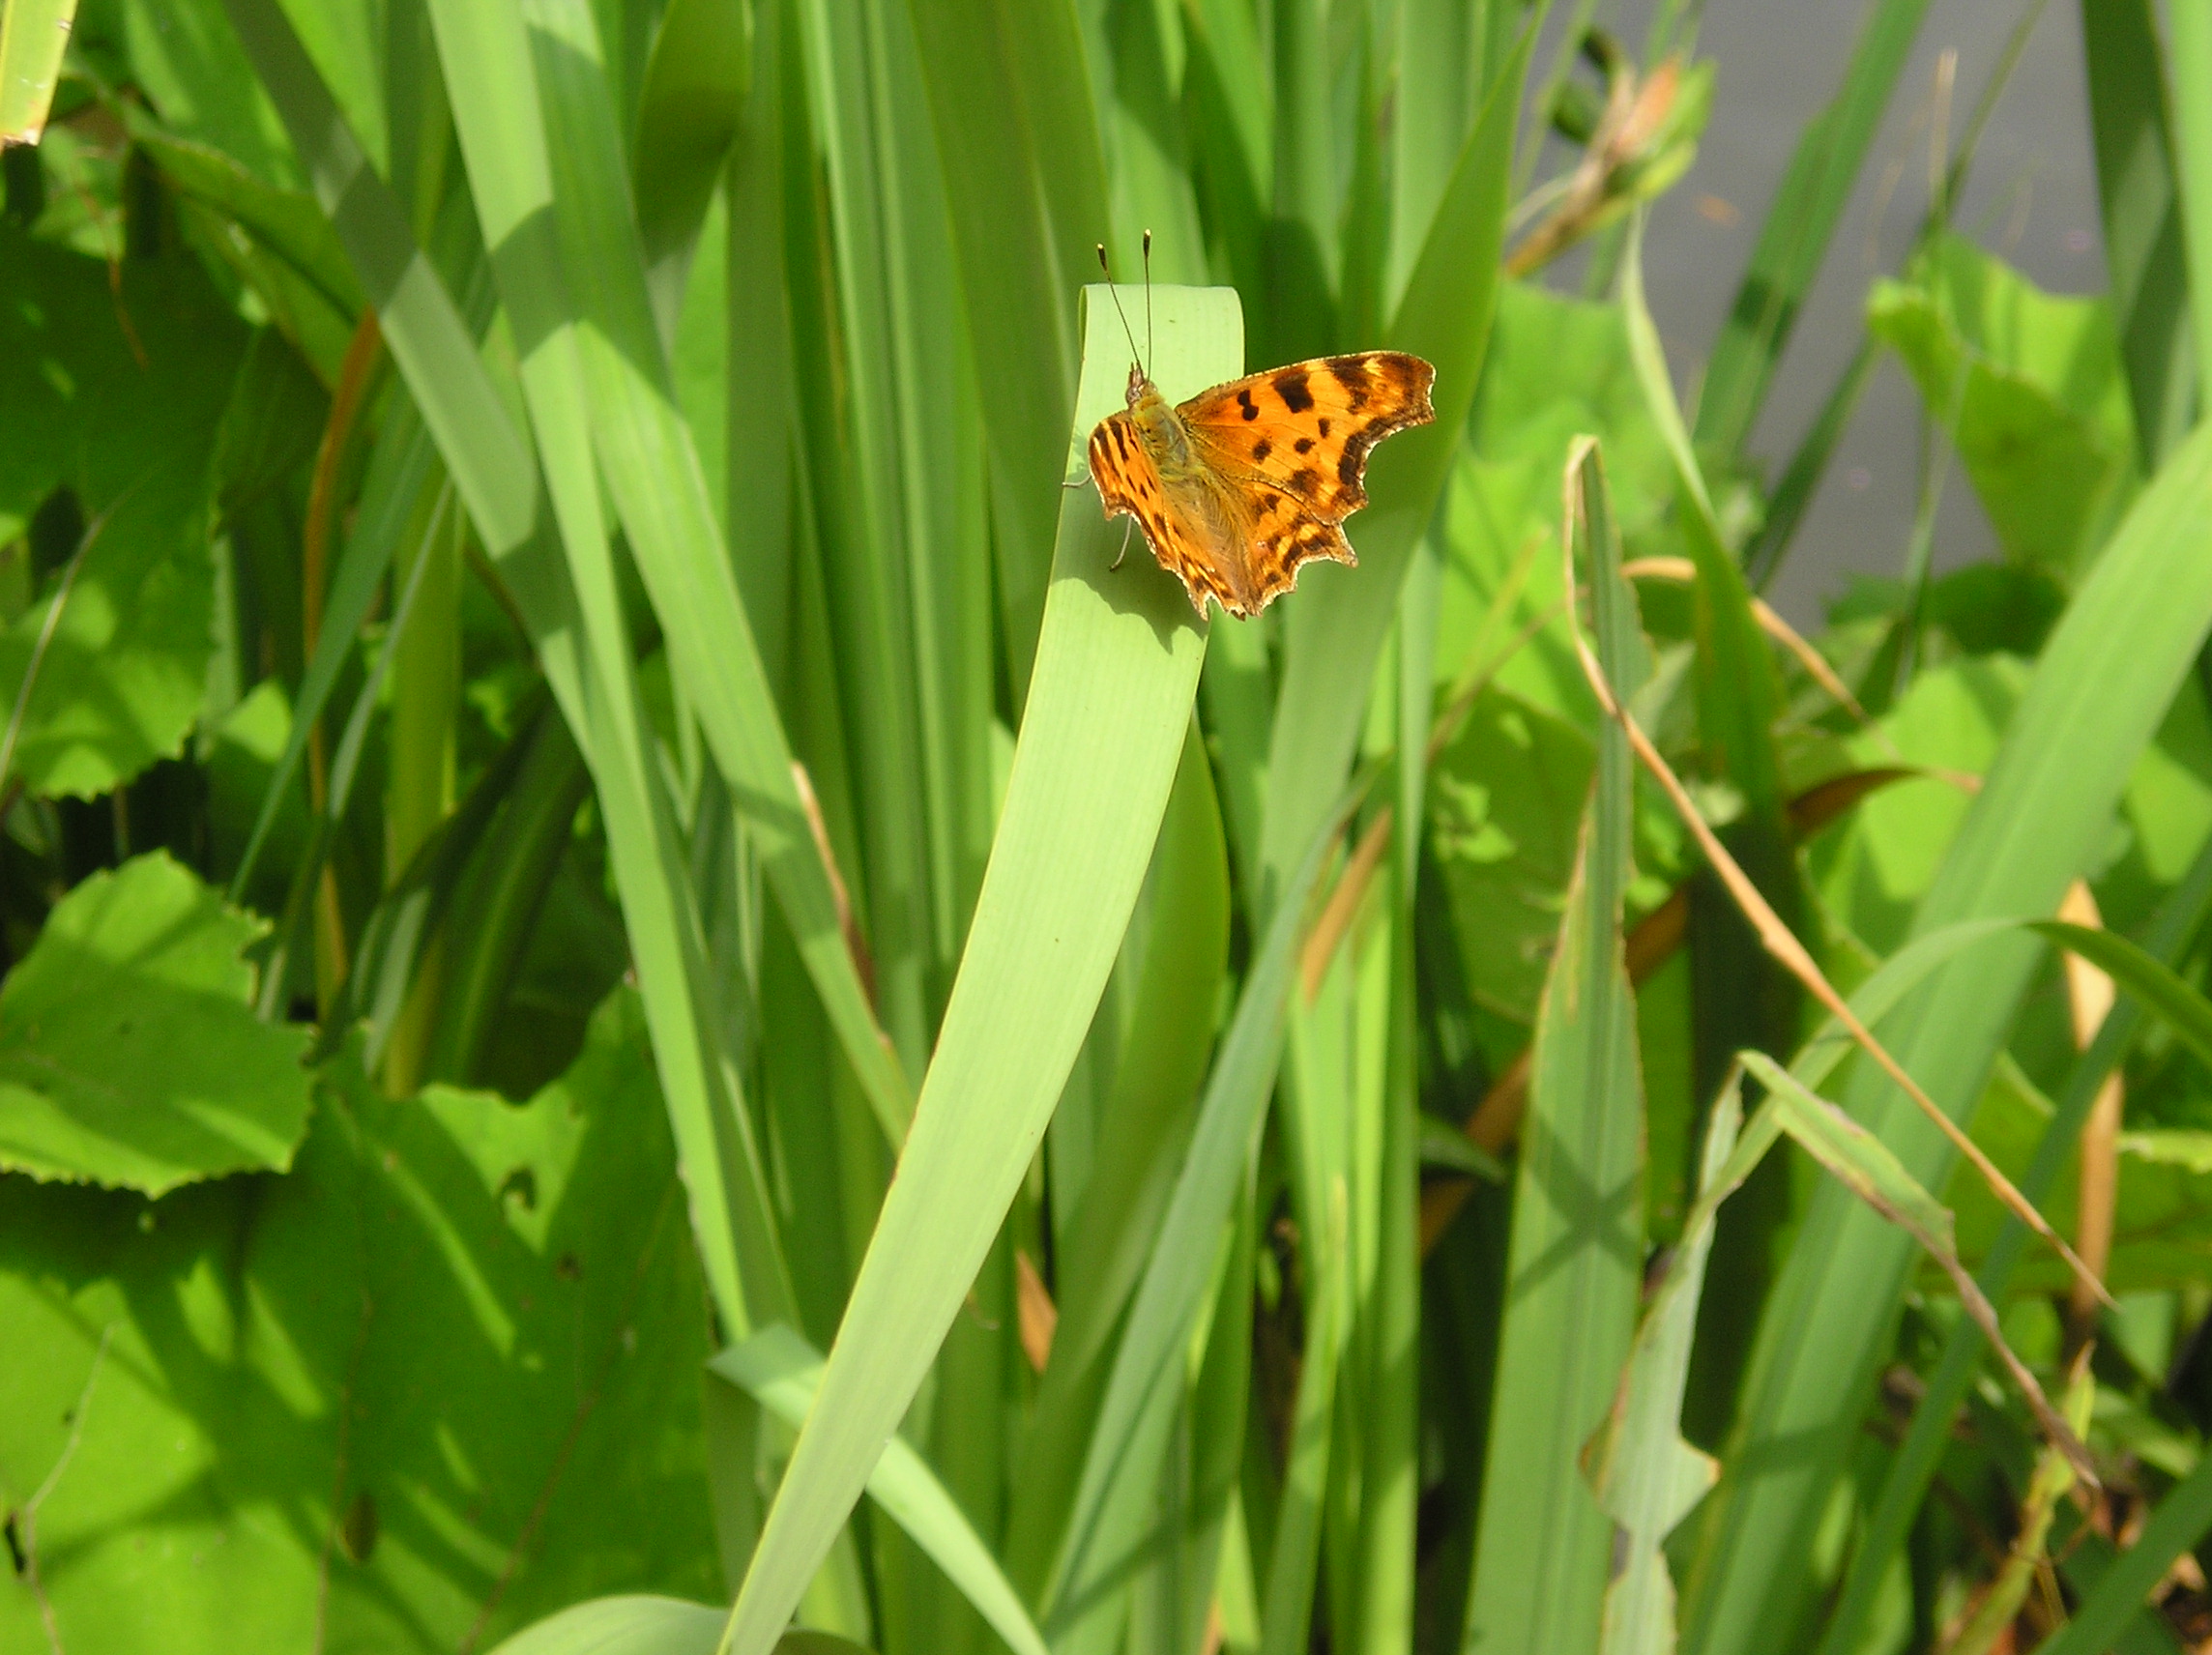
[5,0,2212,1652]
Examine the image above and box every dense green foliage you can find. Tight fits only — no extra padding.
[6,1,2212,1652]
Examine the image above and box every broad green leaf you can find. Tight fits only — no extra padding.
[1868,234,2137,573]
[1805,655,2029,957]
[1464,438,1646,1655]
[0,852,311,1194]
[709,1327,1047,1655]
[0,225,247,798]
[0,991,720,1652]
[719,282,1224,1655]
[1682,418,2212,1655]
[1428,683,1594,1020]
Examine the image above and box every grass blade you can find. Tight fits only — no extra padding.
[2082,0,2195,469]
[1620,212,1800,1442]
[908,0,1112,692]
[514,0,917,1145]
[1037,762,1354,1646]
[998,720,1231,1602]
[718,282,1228,1655]
[632,0,750,336]
[484,1596,726,1655]
[1816,833,2212,1655]
[1691,0,1932,457]
[1585,1082,1734,1655]
[0,0,73,144]
[1681,421,2212,1655]
[1257,22,1530,920]
[1463,436,1646,1654]
[2167,0,2212,402]
[711,1328,1048,1655]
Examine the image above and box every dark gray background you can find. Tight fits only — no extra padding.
[1554,0,2104,625]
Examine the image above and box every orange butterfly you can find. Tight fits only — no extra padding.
[1084,244,1436,620]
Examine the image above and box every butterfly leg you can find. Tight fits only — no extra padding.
[1110,516,1134,570]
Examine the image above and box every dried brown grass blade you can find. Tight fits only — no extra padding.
[1568,505,2113,1310]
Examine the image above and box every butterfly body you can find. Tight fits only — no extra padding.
[1087,351,1436,620]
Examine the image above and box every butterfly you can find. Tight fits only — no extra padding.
[1082,243,1436,620]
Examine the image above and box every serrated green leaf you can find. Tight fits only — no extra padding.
[1868,235,2137,572]
[0,225,246,798]
[0,852,312,1194]
[0,989,720,1651]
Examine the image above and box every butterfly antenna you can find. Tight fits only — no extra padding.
[1096,242,1145,373]
[1142,228,1153,368]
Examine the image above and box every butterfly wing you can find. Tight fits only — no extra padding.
[1178,351,1436,607]
[1088,408,1253,617]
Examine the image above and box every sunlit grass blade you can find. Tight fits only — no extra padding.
[484,1596,725,1655]
[908,0,1112,691]
[1257,23,1531,919]
[998,722,1230,1600]
[2167,0,2212,402]
[1038,762,1355,1646]
[223,0,787,1341]
[1257,1176,1345,1655]
[1690,0,1932,457]
[1621,212,1799,1440]
[0,0,73,143]
[1463,435,1646,1653]
[787,0,989,1087]
[510,0,918,1145]
[1681,421,2212,1655]
[710,1328,1048,1655]
[632,0,750,335]
[718,283,1227,1655]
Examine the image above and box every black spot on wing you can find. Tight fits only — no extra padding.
[1288,466,1322,498]
[1237,387,1259,421]
[1317,418,1331,439]
[1294,436,1314,454]
[1325,356,1374,410]
[1272,368,1314,413]
[1251,438,1271,463]
[1339,445,1363,488]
